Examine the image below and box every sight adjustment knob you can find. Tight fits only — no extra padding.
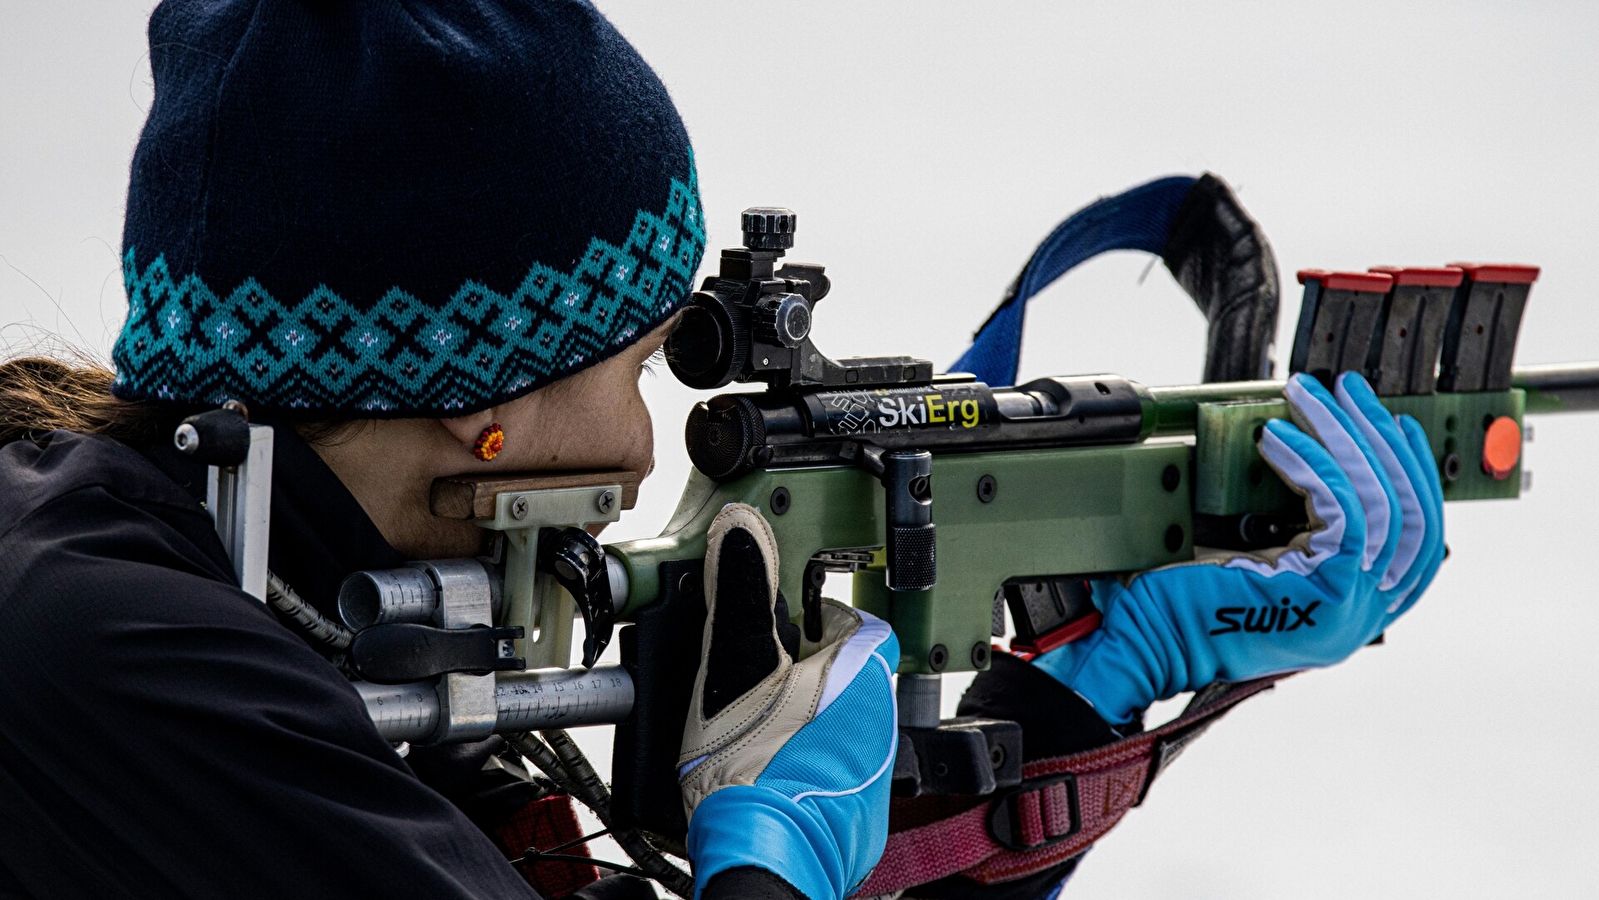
[741,207,797,250]
[753,293,812,348]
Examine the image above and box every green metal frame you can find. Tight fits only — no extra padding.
[1193,389,1524,516]
[594,376,1544,683]
[609,443,1192,675]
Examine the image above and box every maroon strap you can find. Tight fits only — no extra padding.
[492,793,600,899]
[854,676,1284,896]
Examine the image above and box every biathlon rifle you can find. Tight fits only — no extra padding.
[169,175,1599,885]
[590,185,1599,841]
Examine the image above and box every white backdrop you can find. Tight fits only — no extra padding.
[4,2,1598,898]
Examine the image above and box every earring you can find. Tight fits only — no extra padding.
[473,423,505,462]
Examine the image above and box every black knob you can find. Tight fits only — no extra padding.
[173,408,252,466]
[665,291,749,390]
[741,207,797,250]
[753,293,812,348]
[685,394,767,482]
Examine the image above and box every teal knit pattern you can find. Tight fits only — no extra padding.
[112,171,704,417]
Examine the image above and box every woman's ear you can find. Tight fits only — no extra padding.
[437,408,497,448]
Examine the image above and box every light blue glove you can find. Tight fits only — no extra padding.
[1034,372,1447,724]
[680,503,900,900]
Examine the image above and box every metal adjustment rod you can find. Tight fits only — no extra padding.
[346,548,635,745]
[343,558,524,692]
[358,665,635,744]
[338,558,504,629]
[174,402,273,601]
[341,558,514,744]
[881,449,936,593]
[878,448,1021,798]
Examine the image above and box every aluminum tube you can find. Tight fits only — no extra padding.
[494,665,635,732]
[359,666,635,743]
[356,680,439,744]
[897,673,942,729]
[1147,365,1599,436]
[1514,362,1599,414]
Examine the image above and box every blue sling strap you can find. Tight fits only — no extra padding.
[954,174,1278,388]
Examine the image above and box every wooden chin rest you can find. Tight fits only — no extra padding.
[429,469,642,520]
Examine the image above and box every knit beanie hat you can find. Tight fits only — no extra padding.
[113,0,704,418]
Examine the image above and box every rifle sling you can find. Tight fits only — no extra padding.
[854,674,1286,896]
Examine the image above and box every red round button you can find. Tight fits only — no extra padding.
[1481,416,1522,481]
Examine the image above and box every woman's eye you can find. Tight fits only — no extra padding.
[639,347,666,377]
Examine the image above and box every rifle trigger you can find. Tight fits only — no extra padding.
[538,527,615,668]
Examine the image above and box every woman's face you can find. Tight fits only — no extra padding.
[456,319,673,482]
[314,317,675,559]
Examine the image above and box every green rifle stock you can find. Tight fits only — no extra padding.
[607,365,1597,676]
[598,209,1599,841]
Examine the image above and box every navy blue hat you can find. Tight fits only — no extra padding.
[113,0,704,417]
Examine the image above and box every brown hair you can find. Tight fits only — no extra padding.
[0,356,356,447]
[0,356,168,446]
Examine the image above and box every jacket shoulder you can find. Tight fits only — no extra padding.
[0,431,233,600]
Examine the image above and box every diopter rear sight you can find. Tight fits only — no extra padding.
[664,207,934,392]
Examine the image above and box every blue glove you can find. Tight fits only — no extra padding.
[1034,372,1447,725]
[680,503,900,900]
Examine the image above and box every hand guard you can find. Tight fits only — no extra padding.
[680,503,900,900]
[1034,372,1447,724]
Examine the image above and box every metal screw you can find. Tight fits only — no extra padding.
[976,474,997,503]
[970,642,990,668]
[510,496,529,520]
[1441,453,1462,482]
[597,490,617,514]
[928,644,948,672]
[173,423,200,455]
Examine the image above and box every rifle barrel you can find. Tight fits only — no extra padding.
[1512,363,1599,414]
[1145,381,1283,436]
[1147,365,1599,436]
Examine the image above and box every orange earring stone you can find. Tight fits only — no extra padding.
[473,423,505,462]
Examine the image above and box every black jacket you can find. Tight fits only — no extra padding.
[0,429,540,899]
[0,427,1099,900]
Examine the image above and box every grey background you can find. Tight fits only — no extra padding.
[4,2,1597,897]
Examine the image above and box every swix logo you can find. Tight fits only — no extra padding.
[1208,599,1321,636]
[876,393,981,429]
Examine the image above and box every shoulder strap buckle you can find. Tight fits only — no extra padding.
[986,772,1080,852]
